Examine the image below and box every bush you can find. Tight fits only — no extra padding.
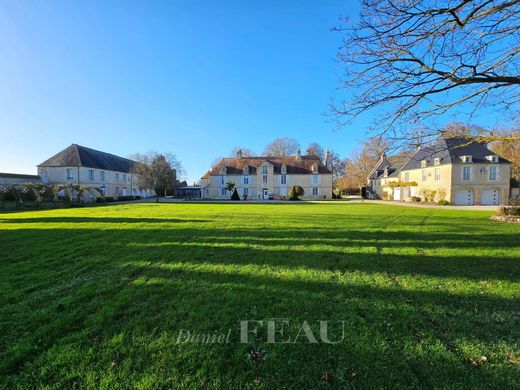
[498,206,520,216]
[116,196,135,201]
[289,185,305,200]
[411,196,421,202]
[242,194,248,201]
[231,188,240,200]
[437,199,450,206]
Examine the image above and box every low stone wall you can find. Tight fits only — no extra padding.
[490,215,520,223]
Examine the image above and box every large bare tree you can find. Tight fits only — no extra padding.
[333,0,520,143]
[263,137,300,157]
[305,142,325,160]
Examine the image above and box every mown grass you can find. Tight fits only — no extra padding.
[0,203,519,389]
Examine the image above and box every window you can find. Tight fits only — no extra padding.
[220,167,227,175]
[243,165,249,175]
[312,175,318,185]
[220,176,225,185]
[404,172,410,182]
[312,187,319,196]
[123,174,127,183]
[486,155,498,163]
[489,166,497,181]
[243,176,249,185]
[434,158,440,166]
[89,169,94,181]
[463,166,471,181]
[100,171,105,182]
[281,175,287,185]
[243,187,248,196]
[421,160,427,168]
[66,168,73,180]
[263,175,268,184]
[281,165,287,174]
[312,164,318,173]
[422,170,427,182]
[115,173,119,182]
[262,165,268,174]
[221,188,227,196]
[434,168,440,181]
[461,155,472,163]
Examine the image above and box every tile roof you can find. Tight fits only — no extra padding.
[206,155,331,177]
[38,144,135,173]
[401,138,510,171]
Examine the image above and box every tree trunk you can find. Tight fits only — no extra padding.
[156,194,159,203]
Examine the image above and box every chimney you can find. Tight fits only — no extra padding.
[296,148,302,160]
[236,149,243,159]
[325,148,331,168]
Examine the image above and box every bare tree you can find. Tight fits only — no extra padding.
[333,0,520,143]
[131,152,178,202]
[230,147,256,157]
[305,142,325,160]
[490,127,520,180]
[263,137,300,156]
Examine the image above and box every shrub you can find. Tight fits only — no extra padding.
[242,194,248,201]
[438,199,450,206]
[231,188,240,200]
[117,196,135,201]
[289,185,304,200]
[498,206,520,216]
[411,196,421,202]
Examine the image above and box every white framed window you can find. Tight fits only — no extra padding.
[422,170,427,182]
[243,165,249,175]
[66,168,74,180]
[312,175,319,185]
[123,174,127,183]
[421,160,427,168]
[263,175,268,184]
[281,175,287,185]
[100,171,105,182]
[434,168,440,181]
[281,165,287,174]
[461,155,473,163]
[312,164,318,173]
[463,166,471,181]
[115,173,119,182]
[243,176,249,185]
[243,187,248,196]
[89,169,94,181]
[262,165,268,174]
[220,176,226,185]
[434,158,440,166]
[312,187,319,196]
[489,166,497,181]
[404,172,410,182]
[221,188,227,196]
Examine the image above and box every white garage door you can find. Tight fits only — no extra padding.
[481,189,500,205]
[454,190,474,205]
[393,188,401,201]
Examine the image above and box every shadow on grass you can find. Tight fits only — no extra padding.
[1,219,519,387]
[0,217,210,224]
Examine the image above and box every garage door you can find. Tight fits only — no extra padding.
[454,190,474,205]
[481,189,500,205]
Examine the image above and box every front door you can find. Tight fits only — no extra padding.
[263,189,269,200]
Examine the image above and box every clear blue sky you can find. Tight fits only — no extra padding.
[0,1,501,183]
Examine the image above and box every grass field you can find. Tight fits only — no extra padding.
[1,203,519,388]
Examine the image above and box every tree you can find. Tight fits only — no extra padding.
[340,137,391,191]
[333,0,520,143]
[490,128,520,180]
[289,185,305,200]
[131,152,178,203]
[263,137,300,157]
[231,188,240,200]
[230,147,256,157]
[328,150,346,186]
[225,180,235,192]
[305,143,325,160]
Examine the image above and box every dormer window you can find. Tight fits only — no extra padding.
[312,163,318,174]
[421,160,427,168]
[262,165,268,174]
[486,155,498,163]
[461,155,472,163]
[281,164,287,174]
[220,166,227,175]
[243,164,249,175]
[434,158,440,166]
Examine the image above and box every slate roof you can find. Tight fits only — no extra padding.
[206,155,331,177]
[369,155,392,179]
[38,144,135,173]
[0,172,41,180]
[401,138,510,171]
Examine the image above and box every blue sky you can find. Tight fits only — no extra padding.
[0,1,504,183]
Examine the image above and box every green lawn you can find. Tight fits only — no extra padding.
[1,203,519,388]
